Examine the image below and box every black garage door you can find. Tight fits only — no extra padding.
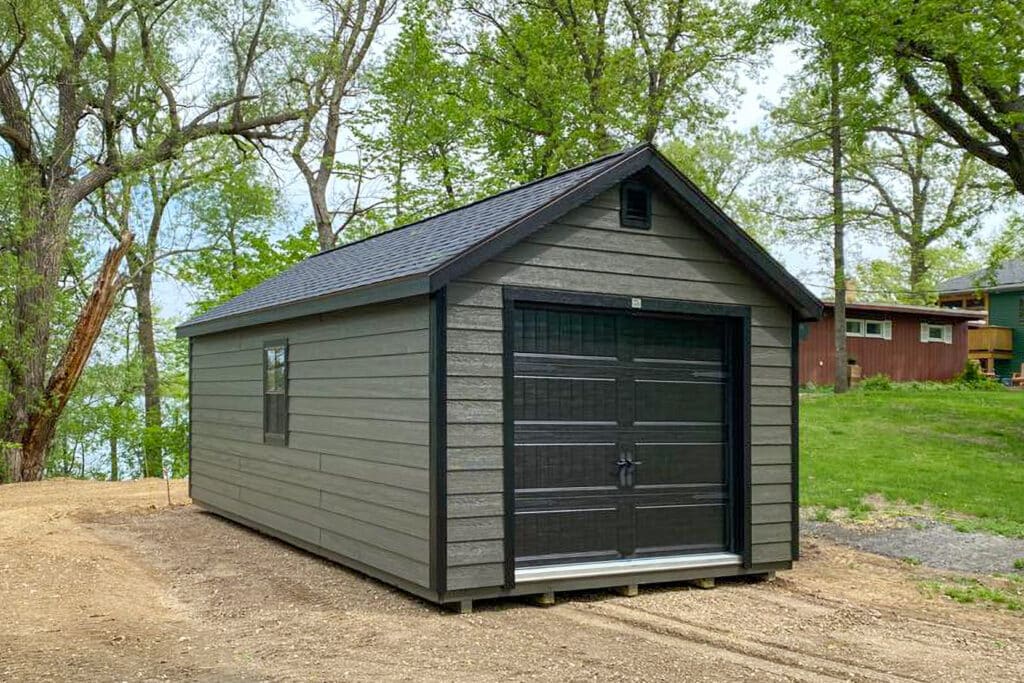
[512,303,737,568]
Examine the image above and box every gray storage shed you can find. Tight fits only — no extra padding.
[177,144,822,611]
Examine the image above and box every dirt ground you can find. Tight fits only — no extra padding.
[2,480,1022,682]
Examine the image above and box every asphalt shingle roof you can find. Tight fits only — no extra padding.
[182,148,632,329]
[936,259,1024,293]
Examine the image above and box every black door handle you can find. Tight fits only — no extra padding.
[618,452,642,487]
[623,452,642,487]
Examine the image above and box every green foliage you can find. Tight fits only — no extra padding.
[843,99,1004,301]
[848,0,1024,196]
[922,577,1024,612]
[801,388,1024,537]
[364,0,760,212]
[661,129,774,243]
[852,248,983,304]
[174,160,317,314]
[366,2,479,223]
[857,374,893,391]
[179,223,319,315]
[957,362,986,385]
[1014,558,1024,571]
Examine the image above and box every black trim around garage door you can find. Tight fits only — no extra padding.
[430,288,448,595]
[500,287,753,588]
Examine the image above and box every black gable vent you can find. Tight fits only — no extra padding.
[620,182,651,229]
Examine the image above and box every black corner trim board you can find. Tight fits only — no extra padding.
[500,287,517,589]
[187,338,193,499]
[500,286,755,585]
[790,315,800,561]
[175,144,821,339]
[429,288,448,596]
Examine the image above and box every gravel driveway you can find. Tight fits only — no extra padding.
[804,517,1024,575]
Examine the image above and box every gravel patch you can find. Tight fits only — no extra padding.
[805,517,1024,574]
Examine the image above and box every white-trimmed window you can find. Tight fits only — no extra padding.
[846,318,892,340]
[920,323,953,344]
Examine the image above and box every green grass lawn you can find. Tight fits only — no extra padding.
[800,387,1024,537]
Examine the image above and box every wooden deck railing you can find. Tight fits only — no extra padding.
[968,326,1013,354]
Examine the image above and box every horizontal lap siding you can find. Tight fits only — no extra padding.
[190,297,433,587]
[799,309,970,384]
[446,186,795,589]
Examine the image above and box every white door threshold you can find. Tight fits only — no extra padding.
[515,552,743,583]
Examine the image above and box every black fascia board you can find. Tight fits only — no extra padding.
[177,143,822,338]
[643,152,823,322]
[426,146,654,292]
[175,276,431,338]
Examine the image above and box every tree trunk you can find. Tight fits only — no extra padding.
[907,241,928,303]
[829,49,849,394]
[1,197,69,481]
[308,180,335,251]
[3,446,22,483]
[17,232,134,480]
[439,149,456,207]
[109,432,118,482]
[130,255,164,478]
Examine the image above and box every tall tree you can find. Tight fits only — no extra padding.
[289,0,397,250]
[368,3,480,223]
[0,0,306,481]
[827,37,849,392]
[174,162,315,313]
[90,139,249,477]
[451,0,755,182]
[760,0,872,392]
[848,98,1000,302]
[859,1,1024,196]
[852,247,983,304]
[661,128,772,242]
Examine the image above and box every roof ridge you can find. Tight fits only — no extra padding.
[309,145,641,260]
[949,257,1024,278]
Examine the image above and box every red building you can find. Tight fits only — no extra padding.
[799,302,980,385]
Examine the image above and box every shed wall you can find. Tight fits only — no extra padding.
[190,297,433,588]
[445,184,796,591]
[798,310,969,385]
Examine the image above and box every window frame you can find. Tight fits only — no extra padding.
[845,318,891,340]
[619,181,652,230]
[920,323,953,345]
[262,338,289,445]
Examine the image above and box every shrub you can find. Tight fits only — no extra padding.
[858,374,893,391]
[954,360,1005,391]
[957,360,986,384]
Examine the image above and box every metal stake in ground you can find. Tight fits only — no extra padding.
[162,466,171,506]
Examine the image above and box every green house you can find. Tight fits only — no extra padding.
[937,259,1024,379]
